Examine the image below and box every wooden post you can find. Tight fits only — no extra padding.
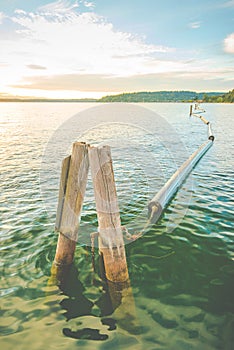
[88,145,129,283]
[189,105,193,116]
[54,142,89,266]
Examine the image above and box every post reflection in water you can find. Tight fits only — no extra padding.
[49,255,142,343]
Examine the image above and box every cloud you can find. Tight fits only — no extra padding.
[12,73,120,91]
[14,9,27,15]
[38,0,95,13]
[11,66,234,92]
[38,0,79,13]
[224,33,234,53]
[221,0,234,7]
[27,64,47,70]
[11,71,182,91]
[0,11,4,23]
[4,1,174,78]
[1,0,233,97]
[83,1,95,9]
[189,21,201,29]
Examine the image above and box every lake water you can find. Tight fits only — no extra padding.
[0,102,233,350]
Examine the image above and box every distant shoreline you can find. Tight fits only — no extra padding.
[0,89,233,103]
[0,100,232,103]
[0,99,98,103]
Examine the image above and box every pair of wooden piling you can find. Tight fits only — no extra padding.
[54,142,129,283]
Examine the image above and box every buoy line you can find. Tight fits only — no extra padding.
[125,104,215,240]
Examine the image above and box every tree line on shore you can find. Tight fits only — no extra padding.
[0,89,233,103]
[202,89,234,103]
[99,90,234,103]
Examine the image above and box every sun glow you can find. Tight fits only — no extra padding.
[0,0,233,98]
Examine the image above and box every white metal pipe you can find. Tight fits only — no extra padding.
[208,123,214,141]
[148,139,213,224]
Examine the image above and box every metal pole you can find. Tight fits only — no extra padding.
[148,140,213,223]
[208,123,214,140]
[148,106,214,225]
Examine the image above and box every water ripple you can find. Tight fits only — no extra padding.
[0,103,233,350]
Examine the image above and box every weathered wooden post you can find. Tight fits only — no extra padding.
[88,145,129,283]
[54,142,89,266]
[189,105,193,116]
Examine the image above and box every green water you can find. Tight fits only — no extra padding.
[0,103,233,350]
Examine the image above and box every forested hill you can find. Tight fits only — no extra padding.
[98,91,224,102]
[203,89,234,103]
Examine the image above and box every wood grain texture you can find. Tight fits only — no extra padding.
[59,142,89,241]
[54,232,77,266]
[54,142,89,266]
[89,145,129,282]
[55,155,71,232]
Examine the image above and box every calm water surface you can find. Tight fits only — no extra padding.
[0,103,233,350]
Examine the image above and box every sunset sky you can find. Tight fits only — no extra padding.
[0,0,233,98]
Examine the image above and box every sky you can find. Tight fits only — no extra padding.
[0,0,233,98]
